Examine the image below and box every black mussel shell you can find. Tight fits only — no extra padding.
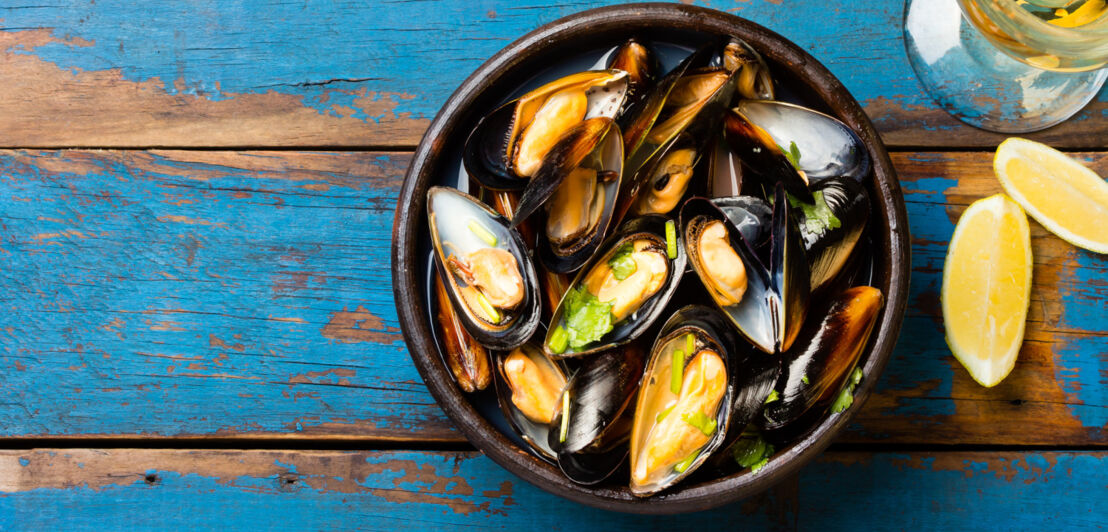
[733,100,870,184]
[680,184,810,354]
[543,215,686,358]
[717,38,775,101]
[511,118,624,274]
[705,134,764,199]
[629,305,758,496]
[550,343,647,485]
[763,286,884,432]
[619,39,722,183]
[607,38,659,110]
[723,107,814,203]
[463,70,629,191]
[494,344,569,461]
[426,186,542,350]
[798,177,870,292]
[711,195,773,252]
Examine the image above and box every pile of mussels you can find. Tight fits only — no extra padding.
[426,37,885,496]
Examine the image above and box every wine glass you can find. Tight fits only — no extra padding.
[905,0,1108,133]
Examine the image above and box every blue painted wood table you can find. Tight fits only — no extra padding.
[1,1,1105,529]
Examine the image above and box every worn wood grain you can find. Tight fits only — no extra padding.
[0,449,1104,529]
[1,150,1105,444]
[0,1,1105,149]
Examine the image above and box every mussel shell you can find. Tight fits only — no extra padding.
[628,305,745,496]
[680,184,810,354]
[705,135,763,200]
[717,38,775,101]
[549,343,647,485]
[734,100,870,184]
[619,40,718,169]
[543,215,687,358]
[426,186,541,350]
[712,195,772,252]
[432,270,491,392]
[607,38,659,109]
[763,286,884,432]
[511,117,623,274]
[801,177,870,292]
[722,107,814,203]
[494,343,569,460]
[463,70,630,191]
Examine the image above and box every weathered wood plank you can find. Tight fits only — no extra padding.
[1,150,1105,443]
[1,449,1104,529]
[0,1,1104,149]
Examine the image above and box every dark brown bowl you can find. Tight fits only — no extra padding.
[392,3,910,514]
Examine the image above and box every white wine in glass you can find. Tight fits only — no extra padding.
[905,0,1108,132]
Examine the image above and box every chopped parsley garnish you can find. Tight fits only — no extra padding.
[831,367,864,414]
[732,430,775,474]
[788,190,842,237]
[674,450,701,473]
[764,389,780,404]
[665,220,677,258]
[656,403,676,423]
[801,374,810,385]
[561,285,614,349]
[607,243,637,281]
[681,411,718,436]
[780,141,801,170]
[547,325,568,354]
[670,349,686,394]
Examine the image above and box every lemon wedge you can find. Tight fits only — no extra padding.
[942,194,1033,387]
[995,137,1108,254]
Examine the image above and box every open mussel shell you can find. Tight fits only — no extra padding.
[629,305,744,497]
[494,343,569,460]
[680,184,810,354]
[733,100,871,184]
[543,215,687,358]
[619,40,718,168]
[549,343,647,485]
[463,70,630,191]
[763,286,884,432]
[800,177,870,292]
[706,135,760,199]
[722,107,813,203]
[426,186,541,350]
[718,38,775,101]
[511,117,624,274]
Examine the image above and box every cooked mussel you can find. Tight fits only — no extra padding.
[464,70,630,191]
[495,343,569,459]
[550,343,647,485]
[433,270,491,392]
[426,186,541,350]
[763,286,884,431]
[797,177,870,292]
[607,38,658,107]
[681,185,810,354]
[725,101,870,196]
[630,306,746,496]
[719,38,774,101]
[544,215,686,358]
[511,117,624,274]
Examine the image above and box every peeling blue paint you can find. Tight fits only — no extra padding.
[4,1,1102,126]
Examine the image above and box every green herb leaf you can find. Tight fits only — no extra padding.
[670,349,686,394]
[655,403,676,423]
[780,141,801,170]
[801,374,810,385]
[467,218,498,246]
[732,431,775,474]
[547,325,568,355]
[831,367,864,414]
[674,450,701,473]
[764,389,779,404]
[607,243,637,281]
[681,410,718,436]
[474,290,501,324]
[665,220,677,259]
[787,190,842,237]
[559,391,570,443]
[562,286,614,349]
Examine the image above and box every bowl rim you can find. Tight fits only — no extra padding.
[391,2,911,514]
